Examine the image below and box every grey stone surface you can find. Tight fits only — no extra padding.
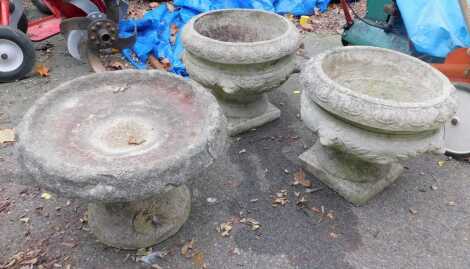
[301,92,447,164]
[224,96,281,135]
[299,46,457,204]
[301,46,457,133]
[182,9,301,136]
[14,70,227,203]
[8,69,226,249]
[300,141,404,205]
[88,185,191,249]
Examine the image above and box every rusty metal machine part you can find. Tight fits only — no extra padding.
[87,12,117,49]
[60,0,135,72]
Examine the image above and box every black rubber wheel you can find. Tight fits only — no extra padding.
[31,0,52,14]
[0,26,36,82]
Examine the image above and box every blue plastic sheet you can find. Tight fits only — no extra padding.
[397,0,470,58]
[119,0,331,73]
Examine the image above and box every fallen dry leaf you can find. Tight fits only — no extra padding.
[2,249,46,268]
[19,217,30,224]
[192,251,207,269]
[170,24,179,44]
[326,211,335,220]
[136,248,150,256]
[0,200,11,213]
[60,242,77,248]
[293,169,312,188]
[161,58,171,69]
[148,55,171,71]
[149,55,167,71]
[0,128,15,144]
[272,189,288,207]
[21,257,38,265]
[108,60,125,70]
[329,232,338,239]
[128,136,146,145]
[35,64,49,77]
[216,221,233,237]
[171,24,179,35]
[181,240,194,258]
[296,195,308,208]
[240,217,261,231]
[311,207,322,214]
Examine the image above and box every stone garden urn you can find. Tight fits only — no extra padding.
[182,9,301,136]
[299,46,457,205]
[6,70,226,249]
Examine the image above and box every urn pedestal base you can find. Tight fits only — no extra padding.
[87,185,191,249]
[300,142,404,205]
[218,94,280,136]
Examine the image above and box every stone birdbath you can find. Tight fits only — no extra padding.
[182,9,301,136]
[6,70,226,249]
[299,46,457,205]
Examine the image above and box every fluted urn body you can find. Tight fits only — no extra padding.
[182,9,301,136]
[299,47,457,205]
[15,70,226,249]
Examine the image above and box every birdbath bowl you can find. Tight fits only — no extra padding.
[14,70,226,249]
[182,9,301,136]
[300,47,457,205]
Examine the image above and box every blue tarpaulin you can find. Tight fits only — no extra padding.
[119,0,330,75]
[397,0,470,58]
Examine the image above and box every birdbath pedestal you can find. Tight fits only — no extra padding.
[14,70,226,249]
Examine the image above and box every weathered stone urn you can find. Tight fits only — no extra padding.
[7,70,226,249]
[182,9,301,136]
[299,46,457,205]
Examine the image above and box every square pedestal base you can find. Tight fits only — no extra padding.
[227,102,280,136]
[299,142,404,205]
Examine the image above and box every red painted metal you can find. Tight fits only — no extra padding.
[28,0,107,41]
[28,16,62,41]
[433,48,470,84]
[0,0,10,26]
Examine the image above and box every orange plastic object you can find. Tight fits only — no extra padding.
[433,48,470,84]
